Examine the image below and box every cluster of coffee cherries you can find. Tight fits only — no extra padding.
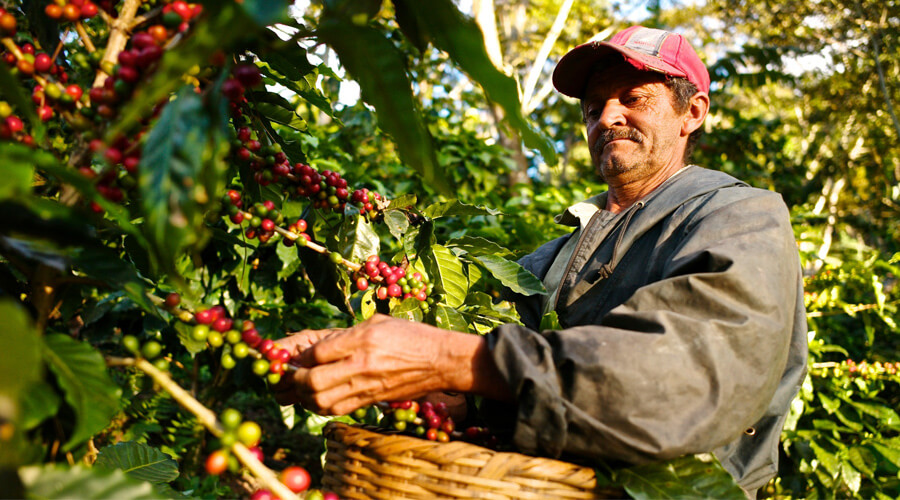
[204,408,264,476]
[206,408,340,499]
[159,1,203,33]
[0,103,33,146]
[121,333,173,373]
[77,134,144,210]
[834,359,900,379]
[158,293,294,384]
[371,400,456,443]
[190,303,294,385]
[360,400,498,449]
[43,0,100,22]
[356,255,435,307]
[222,63,264,106]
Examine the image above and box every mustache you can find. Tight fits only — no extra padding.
[591,128,643,154]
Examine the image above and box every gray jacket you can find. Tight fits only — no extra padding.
[484,166,808,491]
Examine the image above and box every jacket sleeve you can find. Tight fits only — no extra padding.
[485,191,802,464]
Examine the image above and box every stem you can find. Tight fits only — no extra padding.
[107,356,300,500]
[1,37,23,59]
[74,21,96,53]
[93,0,143,87]
[238,210,362,273]
[129,7,163,31]
[51,31,68,61]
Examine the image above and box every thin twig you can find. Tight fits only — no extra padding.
[51,29,69,61]
[107,356,300,500]
[74,21,96,53]
[93,0,143,87]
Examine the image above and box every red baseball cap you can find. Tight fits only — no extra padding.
[552,25,710,98]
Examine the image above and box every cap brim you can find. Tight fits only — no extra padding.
[552,42,687,99]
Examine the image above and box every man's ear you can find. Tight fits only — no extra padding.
[682,92,709,137]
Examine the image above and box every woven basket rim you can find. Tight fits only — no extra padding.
[322,421,624,499]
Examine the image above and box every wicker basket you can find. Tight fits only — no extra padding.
[322,422,624,499]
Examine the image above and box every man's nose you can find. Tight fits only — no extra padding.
[598,100,627,129]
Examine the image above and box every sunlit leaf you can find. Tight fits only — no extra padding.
[614,455,745,500]
[422,200,502,219]
[446,235,513,257]
[398,0,557,163]
[470,254,545,296]
[426,244,468,308]
[338,215,380,263]
[95,442,179,484]
[318,16,450,194]
[431,304,468,332]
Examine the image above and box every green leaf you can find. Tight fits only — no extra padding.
[399,0,557,163]
[422,199,502,219]
[470,254,546,296]
[846,400,900,429]
[383,210,410,241]
[19,381,61,431]
[810,441,840,478]
[251,94,308,132]
[540,310,562,331]
[69,246,154,312]
[818,391,840,413]
[318,17,450,194]
[360,289,377,319]
[846,446,876,477]
[426,244,469,308]
[871,442,900,468]
[446,235,513,257]
[840,461,861,493]
[0,300,41,403]
[614,455,744,499]
[281,404,296,430]
[139,86,229,277]
[276,239,302,280]
[338,215,380,263]
[0,300,42,468]
[19,465,157,499]
[431,304,469,332]
[94,442,179,484]
[172,322,207,356]
[390,297,424,322]
[0,146,34,199]
[42,335,121,451]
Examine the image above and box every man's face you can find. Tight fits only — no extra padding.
[582,63,687,184]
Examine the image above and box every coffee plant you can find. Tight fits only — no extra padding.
[0,1,764,498]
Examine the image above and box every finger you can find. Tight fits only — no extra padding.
[297,330,357,367]
[276,328,342,362]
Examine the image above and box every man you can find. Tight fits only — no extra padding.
[274,25,807,496]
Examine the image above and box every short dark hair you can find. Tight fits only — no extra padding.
[664,77,704,163]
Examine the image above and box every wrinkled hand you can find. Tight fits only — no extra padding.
[272,314,464,415]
